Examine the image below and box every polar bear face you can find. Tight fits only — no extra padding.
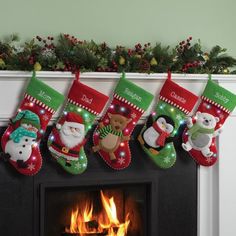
[196,111,219,129]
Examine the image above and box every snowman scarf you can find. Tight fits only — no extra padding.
[152,122,170,147]
[10,127,37,143]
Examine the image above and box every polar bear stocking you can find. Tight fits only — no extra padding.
[182,77,236,166]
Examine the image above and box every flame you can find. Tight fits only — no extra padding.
[65,191,130,236]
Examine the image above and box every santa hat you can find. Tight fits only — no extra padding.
[56,112,84,130]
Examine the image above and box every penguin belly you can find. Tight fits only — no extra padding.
[143,127,160,148]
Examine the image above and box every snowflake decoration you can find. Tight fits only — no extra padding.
[131,113,137,119]
[163,157,171,163]
[74,162,82,170]
[27,163,35,171]
[176,114,182,120]
[219,114,224,119]
[206,157,213,163]
[117,158,125,165]
[85,117,91,123]
[42,114,49,121]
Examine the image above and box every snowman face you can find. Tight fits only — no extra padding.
[21,123,38,133]
[156,117,174,134]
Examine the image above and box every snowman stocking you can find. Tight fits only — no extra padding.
[0,72,64,175]
[138,73,198,169]
[92,73,154,170]
[47,73,109,174]
[182,77,236,166]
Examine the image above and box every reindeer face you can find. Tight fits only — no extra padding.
[108,113,132,131]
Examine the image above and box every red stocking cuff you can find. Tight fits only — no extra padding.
[160,79,198,114]
[68,80,109,115]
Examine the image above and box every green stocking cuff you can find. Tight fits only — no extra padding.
[202,79,236,113]
[114,73,154,111]
[26,73,65,112]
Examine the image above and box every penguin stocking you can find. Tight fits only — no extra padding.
[138,73,198,169]
[1,72,64,175]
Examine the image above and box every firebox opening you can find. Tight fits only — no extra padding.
[41,183,150,236]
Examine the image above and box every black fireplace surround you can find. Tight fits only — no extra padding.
[0,125,197,236]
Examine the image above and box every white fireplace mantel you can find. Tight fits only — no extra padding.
[0,71,236,236]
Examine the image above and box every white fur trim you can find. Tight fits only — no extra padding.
[63,121,84,130]
[56,123,62,129]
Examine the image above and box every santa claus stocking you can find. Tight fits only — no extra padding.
[138,73,198,169]
[47,73,109,174]
[182,77,236,166]
[92,72,154,170]
[0,71,64,175]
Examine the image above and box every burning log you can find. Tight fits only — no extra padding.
[61,232,107,236]
[85,220,99,230]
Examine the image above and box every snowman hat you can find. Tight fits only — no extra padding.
[12,110,40,129]
[56,112,84,129]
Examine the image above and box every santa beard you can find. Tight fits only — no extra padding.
[60,123,84,148]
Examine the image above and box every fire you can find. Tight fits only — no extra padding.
[65,191,130,236]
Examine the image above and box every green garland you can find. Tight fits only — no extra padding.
[0,34,236,74]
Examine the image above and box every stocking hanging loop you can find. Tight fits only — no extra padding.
[75,70,80,82]
[167,70,171,80]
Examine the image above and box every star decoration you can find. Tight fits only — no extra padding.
[27,163,35,171]
[117,158,125,165]
[206,157,213,163]
[163,156,171,163]
[131,113,137,119]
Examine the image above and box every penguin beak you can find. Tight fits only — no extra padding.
[161,124,166,130]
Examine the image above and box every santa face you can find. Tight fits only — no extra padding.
[60,121,85,148]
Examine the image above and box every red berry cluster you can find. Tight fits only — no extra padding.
[177,36,192,53]
[139,59,150,72]
[28,56,35,65]
[62,61,79,72]
[134,42,151,54]
[182,60,201,72]
[63,34,83,45]
[36,36,55,50]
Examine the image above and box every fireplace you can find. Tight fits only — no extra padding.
[0,124,197,236]
[40,182,150,236]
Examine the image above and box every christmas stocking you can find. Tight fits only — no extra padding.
[92,73,154,170]
[47,73,109,174]
[138,73,198,169]
[182,77,236,166]
[0,71,64,175]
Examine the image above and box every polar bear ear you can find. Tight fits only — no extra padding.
[215,116,220,123]
[196,111,202,117]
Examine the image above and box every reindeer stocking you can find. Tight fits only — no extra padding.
[92,73,154,170]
